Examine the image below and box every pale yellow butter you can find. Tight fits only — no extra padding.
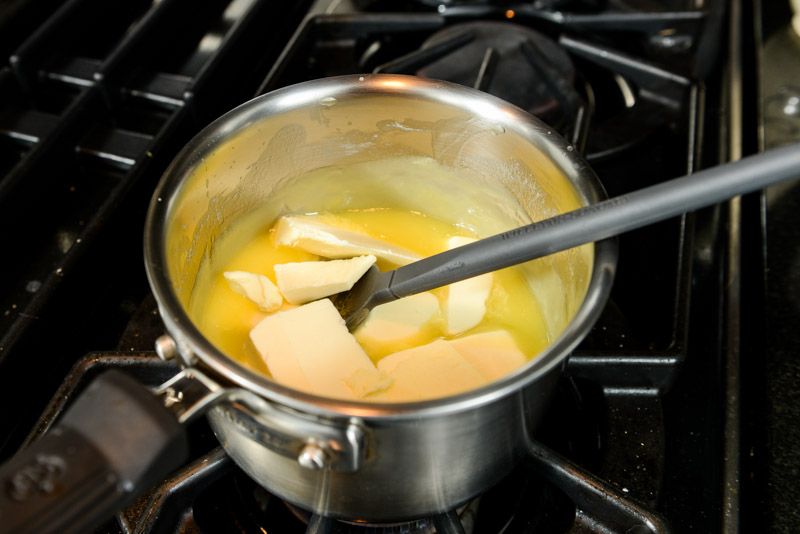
[249,299,380,399]
[274,255,376,304]
[449,331,527,381]
[343,368,394,397]
[374,340,486,401]
[443,236,493,335]
[274,215,420,265]
[355,292,440,355]
[223,271,283,312]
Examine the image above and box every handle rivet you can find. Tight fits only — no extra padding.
[297,443,327,470]
[155,335,178,361]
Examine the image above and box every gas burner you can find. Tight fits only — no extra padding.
[355,20,680,160]
[418,22,580,134]
[360,21,586,138]
[280,500,478,533]
[228,460,569,534]
[261,12,691,162]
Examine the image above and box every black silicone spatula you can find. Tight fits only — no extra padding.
[332,142,800,330]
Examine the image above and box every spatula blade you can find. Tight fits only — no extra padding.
[329,265,395,331]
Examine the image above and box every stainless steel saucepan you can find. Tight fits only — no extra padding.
[0,75,616,533]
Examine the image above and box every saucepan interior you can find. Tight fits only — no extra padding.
[145,74,614,416]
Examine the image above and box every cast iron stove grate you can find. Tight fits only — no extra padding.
[0,0,736,532]
[0,0,313,454]
[258,6,700,163]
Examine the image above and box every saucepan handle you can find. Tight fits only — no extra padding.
[0,357,367,533]
[0,370,193,534]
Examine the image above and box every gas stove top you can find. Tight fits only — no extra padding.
[0,0,764,532]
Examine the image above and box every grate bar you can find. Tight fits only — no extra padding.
[374,29,475,74]
[566,354,681,391]
[258,13,446,95]
[438,5,704,35]
[526,439,670,534]
[525,9,706,35]
[43,56,102,88]
[431,510,466,534]
[560,35,691,109]
[119,447,232,534]
[473,47,497,92]
[128,73,192,108]
[0,87,102,203]
[186,0,310,114]
[312,13,445,37]
[97,0,224,89]
[257,14,315,95]
[10,0,109,88]
[0,108,58,145]
[76,127,154,169]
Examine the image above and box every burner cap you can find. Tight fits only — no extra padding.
[417,22,580,132]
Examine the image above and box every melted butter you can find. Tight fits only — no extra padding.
[193,233,318,376]
[193,207,550,384]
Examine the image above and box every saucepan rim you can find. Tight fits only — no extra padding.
[143,74,618,420]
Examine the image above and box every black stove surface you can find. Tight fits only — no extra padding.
[0,0,753,532]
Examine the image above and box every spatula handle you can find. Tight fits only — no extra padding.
[387,142,800,297]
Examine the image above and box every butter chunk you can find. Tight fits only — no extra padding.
[444,236,493,335]
[344,368,394,398]
[375,340,486,401]
[223,271,283,312]
[355,292,440,353]
[249,299,378,399]
[274,255,376,304]
[449,331,527,381]
[274,215,420,265]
